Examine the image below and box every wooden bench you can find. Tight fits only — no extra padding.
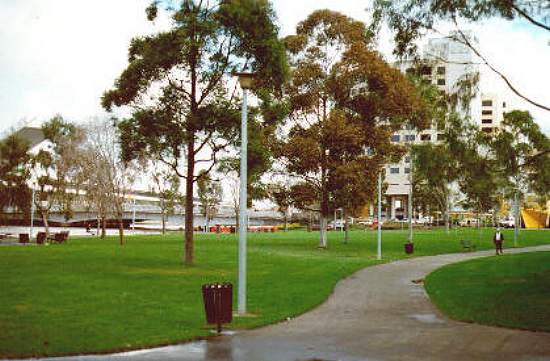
[460,239,476,252]
[48,231,69,243]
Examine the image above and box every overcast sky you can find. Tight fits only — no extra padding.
[1,0,549,135]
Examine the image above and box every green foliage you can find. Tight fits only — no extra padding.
[370,0,549,58]
[102,0,288,264]
[196,170,222,221]
[279,9,430,223]
[0,133,31,220]
[30,116,84,224]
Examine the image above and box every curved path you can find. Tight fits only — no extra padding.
[7,245,550,361]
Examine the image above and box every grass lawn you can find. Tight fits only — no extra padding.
[1,228,549,357]
[425,251,550,332]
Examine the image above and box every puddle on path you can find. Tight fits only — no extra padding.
[408,313,445,324]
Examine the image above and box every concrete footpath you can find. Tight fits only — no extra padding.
[7,245,550,361]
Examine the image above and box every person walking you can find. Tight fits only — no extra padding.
[494,227,504,255]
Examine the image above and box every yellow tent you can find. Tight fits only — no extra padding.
[521,208,548,229]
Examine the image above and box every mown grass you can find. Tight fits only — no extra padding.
[0,228,549,357]
[425,251,550,332]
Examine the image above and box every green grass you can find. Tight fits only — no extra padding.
[425,251,550,332]
[0,228,549,357]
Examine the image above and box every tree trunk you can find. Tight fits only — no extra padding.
[184,134,195,265]
[444,192,450,234]
[118,213,124,246]
[41,211,50,238]
[344,209,349,244]
[319,215,327,248]
[205,206,210,233]
[96,213,100,237]
[101,216,106,239]
[284,211,288,232]
[161,210,166,235]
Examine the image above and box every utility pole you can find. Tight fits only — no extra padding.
[377,172,382,260]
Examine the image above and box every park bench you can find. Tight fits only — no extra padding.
[460,239,476,252]
[48,231,69,244]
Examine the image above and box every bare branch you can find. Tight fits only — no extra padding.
[451,22,550,112]
[512,4,550,32]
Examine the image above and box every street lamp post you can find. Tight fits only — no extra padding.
[377,172,382,260]
[236,72,254,316]
[132,197,136,234]
[30,186,36,238]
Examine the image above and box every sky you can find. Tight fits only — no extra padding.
[0,0,549,136]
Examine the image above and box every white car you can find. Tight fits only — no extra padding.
[499,219,515,228]
[459,218,479,227]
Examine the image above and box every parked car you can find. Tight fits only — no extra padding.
[459,218,479,227]
[499,218,515,228]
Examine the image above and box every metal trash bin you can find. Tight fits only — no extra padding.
[202,283,233,333]
[37,232,46,245]
[404,242,414,254]
[19,233,29,244]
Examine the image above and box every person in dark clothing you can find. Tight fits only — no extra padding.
[493,227,504,255]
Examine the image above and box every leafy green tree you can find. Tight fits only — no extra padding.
[30,116,84,237]
[370,0,550,111]
[490,110,550,242]
[280,10,429,248]
[0,133,31,225]
[150,161,181,234]
[102,0,287,264]
[267,181,292,231]
[197,170,222,232]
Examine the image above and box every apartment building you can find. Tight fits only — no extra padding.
[382,31,481,220]
[480,93,507,134]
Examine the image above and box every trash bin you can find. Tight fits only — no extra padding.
[404,242,414,254]
[202,283,233,333]
[19,233,29,244]
[37,232,46,245]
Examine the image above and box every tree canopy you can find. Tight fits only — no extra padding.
[102,0,288,264]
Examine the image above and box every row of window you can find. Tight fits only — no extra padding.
[391,134,444,142]
[482,100,507,107]
[390,167,411,174]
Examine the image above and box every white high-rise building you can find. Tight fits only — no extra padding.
[480,93,507,134]
[381,31,481,220]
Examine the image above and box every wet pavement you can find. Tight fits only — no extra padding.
[4,245,550,361]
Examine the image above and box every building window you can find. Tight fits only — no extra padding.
[420,134,431,141]
[482,127,493,133]
[437,133,445,141]
[482,110,493,115]
[390,167,400,174]
[405,156,411,163]
[404,168,411,174]
[437,78,445,86]
[437,66,445,75]
[405,123,415,130]
[391,134,400,142]
[420,66,432,75]
[482,100,493,106]
[503,102,506,108]
[405,134,415,142]
[482,119,492,124]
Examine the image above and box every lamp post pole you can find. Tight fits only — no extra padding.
[377,172,382,260]
[132,197,136,234]
[236,72,254,316]
[30,186,35,238]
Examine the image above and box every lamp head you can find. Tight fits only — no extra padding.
[235,72,255,90]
